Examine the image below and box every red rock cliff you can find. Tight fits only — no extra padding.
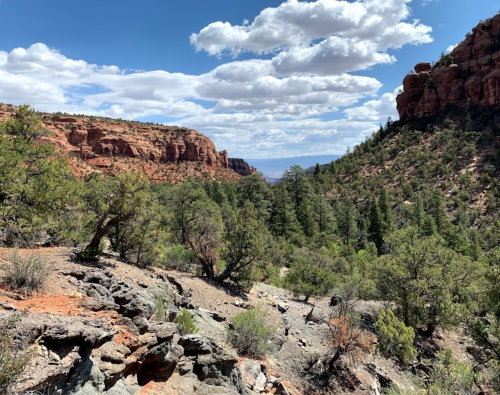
[228,158,257,176]
[397,13,500,120]
[0,107,238,183]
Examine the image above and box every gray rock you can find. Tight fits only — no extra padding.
[239,359,261,388]
[178,334,215,356]
[254,372,267,392]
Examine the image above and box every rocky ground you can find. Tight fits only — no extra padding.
[0,247,476,394]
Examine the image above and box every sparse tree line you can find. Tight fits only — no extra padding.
[0,106,499,393]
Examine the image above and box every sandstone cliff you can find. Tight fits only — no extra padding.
[397,13,500,120]
[228,158,257,176]
[0,106,241,183]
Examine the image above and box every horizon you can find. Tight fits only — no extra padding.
[0,0,498,159]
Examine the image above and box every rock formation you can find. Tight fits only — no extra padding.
[0,106,241,183]
[397,13,500,120]
[228,158,257,176]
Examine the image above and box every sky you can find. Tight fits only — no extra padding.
[0,0,498,159]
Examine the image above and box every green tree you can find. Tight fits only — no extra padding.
[162,179,207,244]
[0,105,78,246]
[270,183,302,239]
[284,248,336,302]
[313,195,335,233]
[182,198,223,280]
[297,198,317,237]
[81,173,149,257]
[237,174,273,222]
[368,198,384,251]
[412,192,425,230]
[375,308,416,364]
[377,227,480,336]
[282,165,310,210]
[217,201,267,282]
[336,198,359,245]
[379,188,394,233]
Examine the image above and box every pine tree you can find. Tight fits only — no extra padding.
[428,190,450,233]
[314,163,321,178]
[422,215,437,236]
[313,195,335,233]
[412,192,425,230]
[368,198,384,251]
[270,183,301,239]
[297,199,317,237]
[337,198,359,245]
[281,165,310,210]
[379,188,394,233]
[328,160,337,176]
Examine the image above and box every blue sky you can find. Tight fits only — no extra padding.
[0,0,498,158]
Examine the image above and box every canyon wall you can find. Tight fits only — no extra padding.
[397,13,500,120]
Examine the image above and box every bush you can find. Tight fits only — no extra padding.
[226,307,276,357]
[153,292,167,322]
[375,308,416,364]
[3,249,53,296]
[162,244,195,271]
[0,311,33,393]
[174,309,197,335]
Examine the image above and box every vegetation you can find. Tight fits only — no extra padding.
[0,312,33,394]
[174,309,198,335]
[226,307,276,357]
[375,308,416,364]
[2,103,500,390]
[3,249,53,296]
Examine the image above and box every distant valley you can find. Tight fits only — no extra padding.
[244,154,342,182]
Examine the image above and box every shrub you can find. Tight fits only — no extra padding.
[153,292,167,322]
[174,309,197,335]
[226,307,276,357]
[162,244,195,271]
[328,314,376,366]
[0,311,33,393]
[4,249,53,296]
[375,308,416,364]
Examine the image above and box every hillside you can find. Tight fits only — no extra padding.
[0,104,254,183]
[1,12,500,395]
[312,13,500,236]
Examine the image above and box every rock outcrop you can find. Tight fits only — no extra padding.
[228,158,257,176]
[397,13,500,120]
[0,106,239,183]
[7,267,251,395]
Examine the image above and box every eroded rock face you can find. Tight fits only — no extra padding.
[0,108,238,182]
[63,121,230,168]
[397,13,500,120]
[228,158,257,176]
[9,268,251,395]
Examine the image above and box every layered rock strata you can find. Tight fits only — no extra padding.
[228,158,257,176]
[397,13,500,120]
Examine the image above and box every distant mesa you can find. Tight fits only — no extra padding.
[0,106,245,183]
[397,13,500,120]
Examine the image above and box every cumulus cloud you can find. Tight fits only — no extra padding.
[344,86,401,122]
[190,0,432,75]
[178,112,383,158]
[446,43,458,53]
[0,0,433,157]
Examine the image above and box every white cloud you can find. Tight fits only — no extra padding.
[0,0,434,158]
[190,0,432,76]
[446,43,457,53]
[271,37,396,76]
[344,86,401,122]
